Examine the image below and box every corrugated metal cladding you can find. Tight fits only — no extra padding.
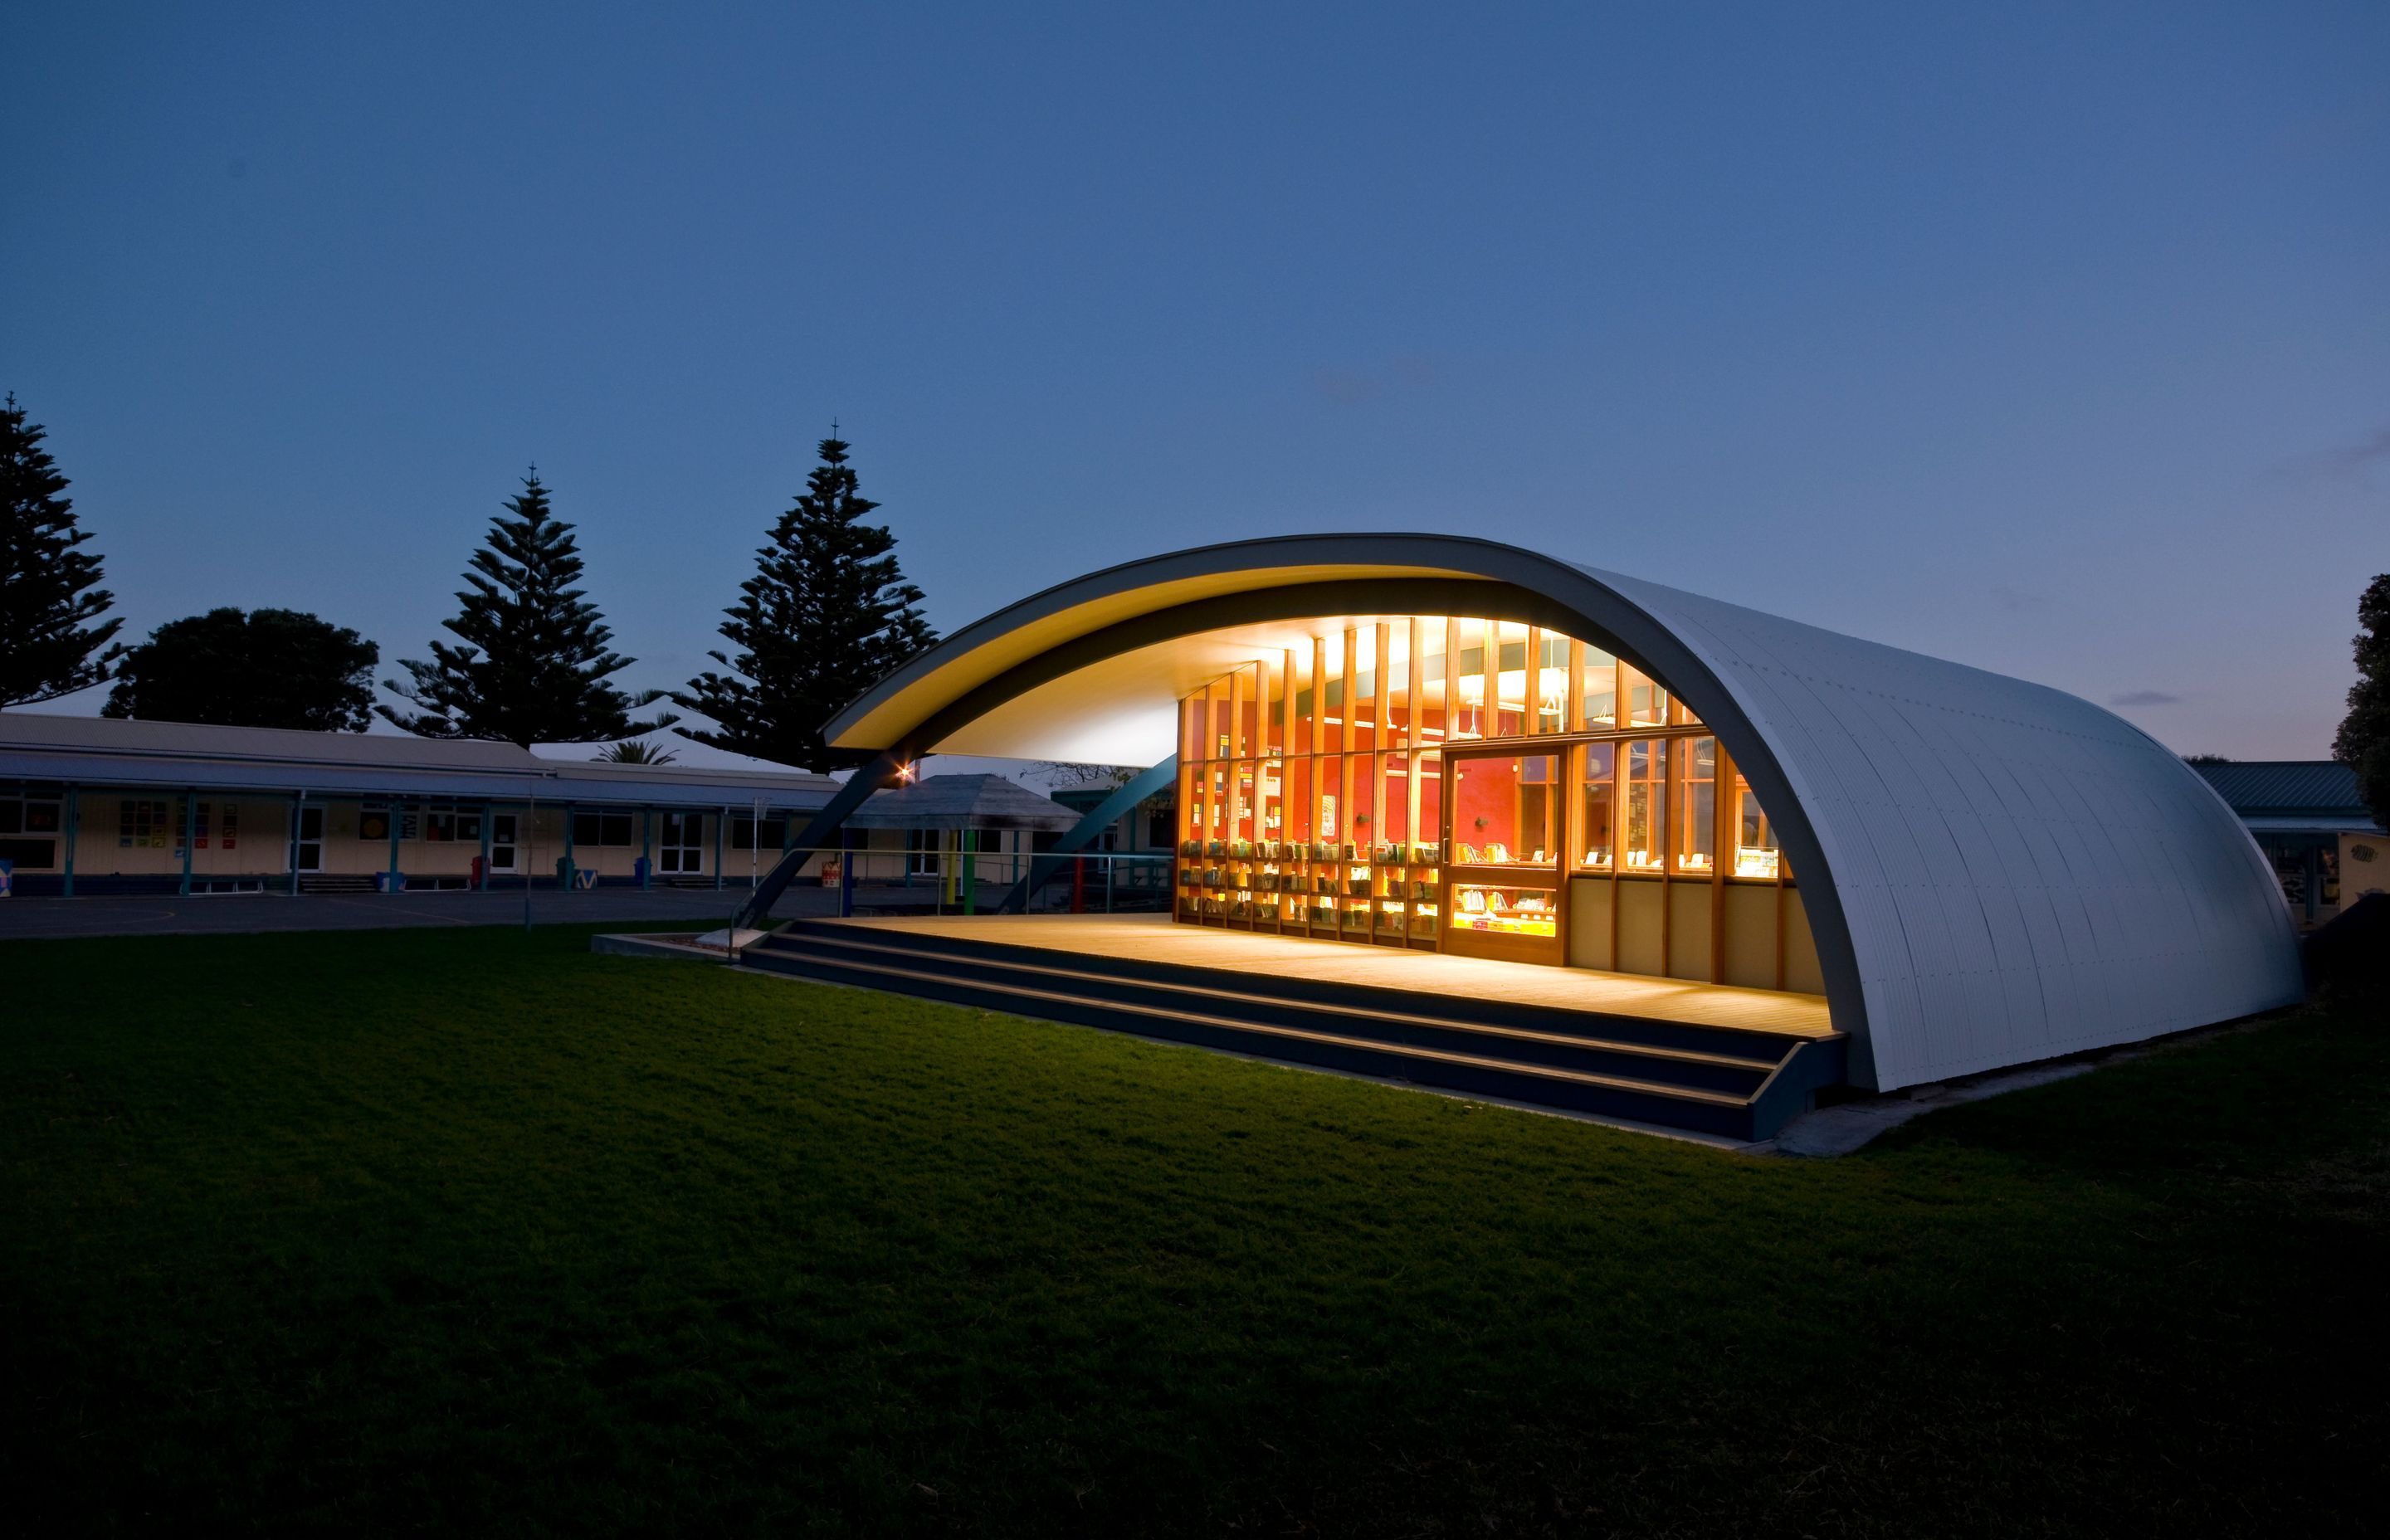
[2192,759,2373,820]
[1592,567,2306,1089]
[804,534,2311,1093]
[0,712,841,812]
[844,773,1080,831]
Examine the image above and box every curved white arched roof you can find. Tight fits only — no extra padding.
[827,535,2303,1090]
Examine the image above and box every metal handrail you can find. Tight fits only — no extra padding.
[730,844,1173,925]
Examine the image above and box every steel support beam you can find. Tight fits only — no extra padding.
[993,757,1177,914]
[730,746,915,931]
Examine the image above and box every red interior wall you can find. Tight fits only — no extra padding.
[1454,759,1518,847]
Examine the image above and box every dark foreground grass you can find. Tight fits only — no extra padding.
[3,925,2385,1537]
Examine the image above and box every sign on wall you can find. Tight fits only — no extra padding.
[2342,833,2386,913]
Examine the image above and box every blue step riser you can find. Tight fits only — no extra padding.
[1751,1040,1849,1133]
[770,922,1795,1062]
[743,948,1758,1138]
[758,935,1772,1097]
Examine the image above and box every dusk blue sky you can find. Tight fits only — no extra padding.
[7,2,2386,763]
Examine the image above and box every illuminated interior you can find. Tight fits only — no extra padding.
[807,534,2311,1092]
[1172,614,1810,985]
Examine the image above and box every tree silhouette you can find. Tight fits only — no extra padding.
[0,392,124,706]
[594,738,677,765]
[674,435,934,769]
[380,470,671,747]
[2333,573,2390,831]
[105,607,378,731]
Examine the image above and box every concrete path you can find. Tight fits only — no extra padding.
[0,888,756,939]
[0,882,1004,941]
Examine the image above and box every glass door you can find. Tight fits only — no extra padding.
[660,812,705,875]
[295,806,324,872]
[1442,748,1565,964]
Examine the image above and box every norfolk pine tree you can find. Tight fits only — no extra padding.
[379,470,671,748]
[0,392,124,707]
[674,436,935,769]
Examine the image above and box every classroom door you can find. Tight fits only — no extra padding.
[660,812,705,875]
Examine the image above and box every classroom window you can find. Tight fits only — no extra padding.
[1577,741,1617,870]
[1624,663,1669,727]
[730,816,787,850]
[1732,770,1781,879]
[0,797,61,836]
[1450,619,1486,741]
[422,810,482,843]
[1451,753,1558,865]
[1580,648,1618,727]
[569,812,635,847]
[0,795,61,869]
[1672,736,1717,874]
[1534,633,1568,734]
[358,804,418,842]
[1622,739,1667,871]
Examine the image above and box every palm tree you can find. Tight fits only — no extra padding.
[595,738,676,765]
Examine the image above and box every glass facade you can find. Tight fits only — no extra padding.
[1173,615,1807,985]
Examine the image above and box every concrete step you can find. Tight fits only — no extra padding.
[744,921,1846,1140]
[754,926,1781,1096]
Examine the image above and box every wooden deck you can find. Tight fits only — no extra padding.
[826,913,1836,1038]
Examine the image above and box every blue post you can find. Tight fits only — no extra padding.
[180,792,195,896]
[479,806,493,890]
[640,808,653,890]
[524,791,535,928]
[838,826,857,918]
[562,804,575,890]
[713,807,725,890]
[961,828,979,915]
[62,787,77,898]
[387,803,402,893]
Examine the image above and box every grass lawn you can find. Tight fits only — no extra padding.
[4,924,2385,1536]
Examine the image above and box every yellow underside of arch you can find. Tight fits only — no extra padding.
[830,563,1498,759]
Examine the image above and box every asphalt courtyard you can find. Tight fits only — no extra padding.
[0,887,784,940]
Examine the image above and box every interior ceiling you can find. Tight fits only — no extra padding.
[924,614,1539,763]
